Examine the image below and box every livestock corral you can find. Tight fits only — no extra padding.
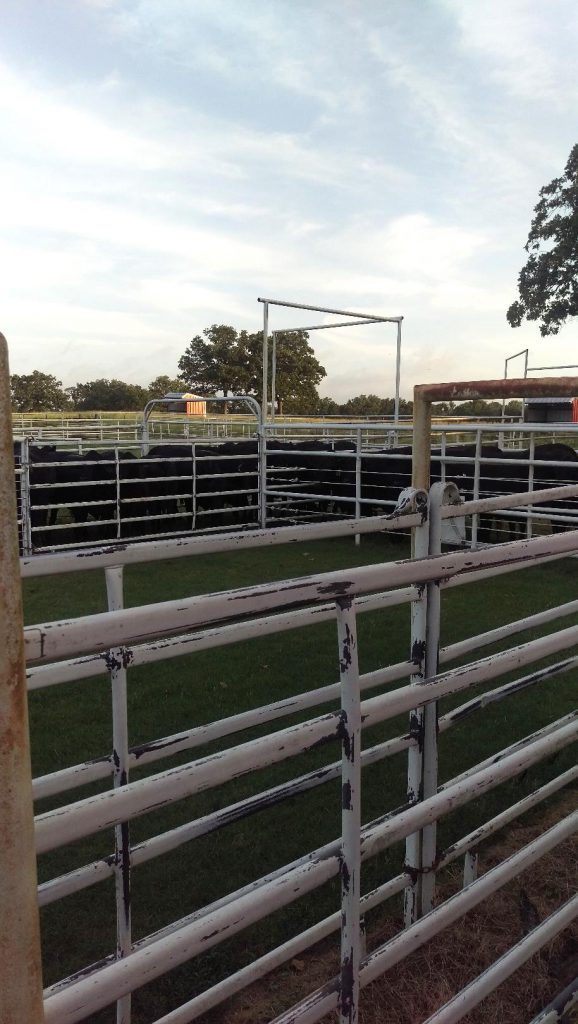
[6,361,578,1024]
[13,422,578,553]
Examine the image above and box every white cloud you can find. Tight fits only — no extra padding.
[443,0,578,105]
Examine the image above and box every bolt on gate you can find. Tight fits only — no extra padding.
[4,328,578,1024]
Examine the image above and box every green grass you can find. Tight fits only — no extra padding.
[24,535,578,1023]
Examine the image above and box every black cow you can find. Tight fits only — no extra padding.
[144,444,194,536]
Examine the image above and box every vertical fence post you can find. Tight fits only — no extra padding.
[105,565,132,1024]
[404,500,429,926]
[463,850,479,887]
[527,435,535,540]
[471,428,482,548]
[20,435,33,556]
[115,447,121,541]
[336,596,362,1024]
[0,334,45,1024]
[192,443,197,532]
[420,481,459,915]
[355,427,362,546]
[259,428,267,529]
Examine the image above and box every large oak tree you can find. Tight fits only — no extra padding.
[178,325,326,414]
[10,371,70,411]
[508,143,578,335]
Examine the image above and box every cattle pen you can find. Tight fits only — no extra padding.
[3,329,578,1024]
[13,418,578,555]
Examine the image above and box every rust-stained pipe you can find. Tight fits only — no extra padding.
[412,376,578,492]
[0,333,45,1023]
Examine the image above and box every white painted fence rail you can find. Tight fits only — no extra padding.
[14,418,578,554]
[19,504,578,1024]
[5,336,578,1024]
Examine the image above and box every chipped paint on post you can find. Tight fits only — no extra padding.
[0,334,45,1024]
[8,357,578,1023]
[336,597,362,1024]
[405,500,430,926]
[105,565,132,1024]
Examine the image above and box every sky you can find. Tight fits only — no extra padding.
[1,0,577,402]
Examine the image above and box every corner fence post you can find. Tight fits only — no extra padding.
[0,333,45,1023]
[336,596,362,1024]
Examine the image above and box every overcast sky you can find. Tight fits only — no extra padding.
[1,0,577,400]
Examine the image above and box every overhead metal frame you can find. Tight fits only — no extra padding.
[258,297,403,425]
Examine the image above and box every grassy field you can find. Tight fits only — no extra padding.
[24,534,578,1023]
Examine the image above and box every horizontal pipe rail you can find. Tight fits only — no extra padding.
[423,892,578,1024]
[23,528,578,663]
[36,622,578,850]
[271,808,578,1024]
[41,723,578,1023]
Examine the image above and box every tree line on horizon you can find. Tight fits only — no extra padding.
[10,323,524,417]
[9,366,522,419]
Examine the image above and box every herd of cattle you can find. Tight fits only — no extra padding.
[14,438,578,552]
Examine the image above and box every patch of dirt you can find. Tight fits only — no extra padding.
[205,787,578,1024]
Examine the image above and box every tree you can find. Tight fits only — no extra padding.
[507,143,578,335]
[68,379,148,411]
[147,375,186,399]
[178,326,252,399]
[316,396,340,416]
[341,394,384,417]
[257,330,326,414]
[10,371,70,411]
[178,325,326,414]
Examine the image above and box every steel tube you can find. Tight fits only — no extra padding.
[21,479,578,580]
[43,721,578,1023]
[336,598,362,1023]
[394,319,402,427]
[150,876,408,1024]
[528,973,578,1024]
[20,511,416,578]
[0,335,45,1024]
[105,566,132,1024]
[405,507,430,924]
[271,808,578,1024]
[438,765,578,871]
[277,318,385,333]
[262,300,269,422]
[257,297,402,322]
[24,529,578,664]
[423,892,578,1024]
[33,619,578,851]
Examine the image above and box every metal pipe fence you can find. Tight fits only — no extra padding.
[6,358,578,1022]
[14,420,578,555]
[15,491,578,1023]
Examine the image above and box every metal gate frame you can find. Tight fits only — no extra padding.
[4,325,578,1024]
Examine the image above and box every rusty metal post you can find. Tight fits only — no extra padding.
[0,333,45,1023]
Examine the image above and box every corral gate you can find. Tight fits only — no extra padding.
[15,419,578,555]
[3,330,578,1024]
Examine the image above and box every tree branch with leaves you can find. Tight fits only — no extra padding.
[508,143,578,335]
